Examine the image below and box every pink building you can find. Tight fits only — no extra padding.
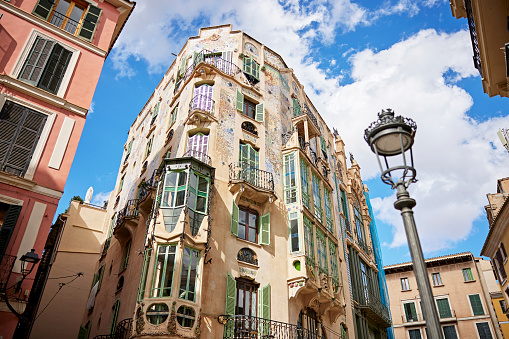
[0,0,134,337]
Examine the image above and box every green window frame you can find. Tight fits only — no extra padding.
[312,173,323,223]
[403,301,418,322]
[353,194,365,243]
[137,248,152,302]
[320,136,327,160]
[340,189,350,224]
[409,329,422,339]
[289,212,300,253]
[436,298,453,318]
[169,104,178,127]
[475,322,493,339]
[462,268,474,281]
[187,171,210,236]
[121,240,131,271]
[124,139,133,163]
[283,152,297,205]
[316,229,327,274]
[239,143,259,168]
[145,135,154,158]
[179,246,200,301]
[469,294,485,316]
[242,56,260,81]
[300,157,311,209]
[92,264,105,291]
[161,170,188,208]
[324,189,333,232]
[293,98,302,117]
[151,101,160,125]
[151,244,177,298]
[329,239,339,283]
[109,300,120,335]
[303,215,314,262]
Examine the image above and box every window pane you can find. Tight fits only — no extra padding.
[198,177,208,192]
[443,325,458,339]
[476,322,493,339]
[176,191,186,206]
[165,172,178,187]
[248,227,256,243]
[189,172,197,189]
[178,172,187,186]
[188,191,196,209]
[196,196,206,212]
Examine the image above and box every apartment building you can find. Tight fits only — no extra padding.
[449,0,509,98]
[0,0,134,337]
[385,253,502,339]
[80,24,391,339]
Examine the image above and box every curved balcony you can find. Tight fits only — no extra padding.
[356,289,391,328]
[229,162,275,203]
[114,199,139,240]
[93,318,132,339]
[188,94,216,123]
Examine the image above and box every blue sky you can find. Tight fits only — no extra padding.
[58,0,509,266]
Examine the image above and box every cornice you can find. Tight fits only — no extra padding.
[0,172,63,200]
[0,1,107,57]
[481,195,509,257]
[0,75,88,116]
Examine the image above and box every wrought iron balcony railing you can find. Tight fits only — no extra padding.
[302,104,319,129]
[175,49,242,93]
[356,288,391,327]
[229,162,274,192]
[138,170,158,203]
[115,199,139,229]
[50,11,81,35]
[93,318,132,339]
[221,315,342,339]
[183,150,211,165]
[464,0,482,77]
[189,94,215,116]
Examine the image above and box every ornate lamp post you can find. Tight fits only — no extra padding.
[364,109,444,339]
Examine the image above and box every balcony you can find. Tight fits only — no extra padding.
[0,254,16,292]
[175,49,242,94]
[183,150,211,166]
[220,315,343,339]
[188,94,216,123]
[464,0,482,77]
[356,289,391,328]
[49,11,81,35]
[114,199,139,240]
[93,318,132,339]
[229,162,275,203]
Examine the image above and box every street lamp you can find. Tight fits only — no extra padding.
[364,109,444,339]
[19,249,40,279]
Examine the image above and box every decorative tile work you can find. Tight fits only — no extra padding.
[264,47,286,69]
[190,27,238,54]
[292,81,299,93]
[244,42,259,56]
[217,89,235,163]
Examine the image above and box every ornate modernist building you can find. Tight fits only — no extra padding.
[82,24,391,339]
[0,0,134,337]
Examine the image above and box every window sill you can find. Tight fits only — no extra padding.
[235,237,262,248]
[237,110,261,125]
[401,289,412,292]
[433,284,444,287]
[464,280,476,283]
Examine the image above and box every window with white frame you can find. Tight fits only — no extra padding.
[436,297,453,318]
[432,272,443,286]
[408,329,422,339]
[14,32,79,97]
[468,294,485,316]
[283,152,297,205]
[403,301,418,322]
[462,267,475,282]
[401,277,410,291]
[442,325,458,339]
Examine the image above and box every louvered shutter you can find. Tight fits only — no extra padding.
[19,37,55,86]
[109,300,120,335]
[253,62,260,80]
[224,273,236,337]
[0,101,47,177]
[404,302,417,321]
[38,43,72,94]
[443,325,458,339]
[97,265,105,290]
[193,51,204,65]
[179,56,187,76]
[230,201,239,236]
[222,51,232,73]
[243,56,252,74]
[32,0,56,20]
[236,89,244,111]
[78,5,102,42]
[0,204,22,256]
[436,298,452,318]
[293,98,302,117]
[77,325,87,339]
[255,102,264,122]
[476,322,492,339]
[469,294,484,315]
[409,329,422,339]
[259,213,270,245]
[259,283,270,319]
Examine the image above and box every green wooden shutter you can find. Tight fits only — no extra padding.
[38,44,72,94]
[253,62,260,80]
[224,273,236,337]
[179,56,187,76]
[109,300,120,335]
[259,283,270,319]
[243,56,252,74]
[469,294,484,315]
[236,89,244,111]
[77,325,87,339]
[78,5,102,42]
[18,37,55,85]
[231,201,239,236]
[255,102,264,122]
[0,205,22,256]
[436,298,452,318]
[32,0,55,20]
[404,302,417,321]
[259,213,270,245]
[194,51,204,65]
[293,98,302,117]
[97,264,105,290]
[476,322,492,339]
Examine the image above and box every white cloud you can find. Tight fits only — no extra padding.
[108,1,509,254]
[91,190,112,207]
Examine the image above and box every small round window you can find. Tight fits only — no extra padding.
[146,303,169,325]
[177,305,195,328]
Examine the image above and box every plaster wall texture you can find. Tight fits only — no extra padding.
[81,25,385,339]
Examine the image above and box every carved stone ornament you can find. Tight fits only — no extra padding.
[320,273,329,290]
[136,306,145,334]
[210,33,220,41]
[167,301,177,334]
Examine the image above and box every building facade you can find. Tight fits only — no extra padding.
[0,0,133,337]
[449,0,509,98]
[81,24,391,339]
[385,253,502,339]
